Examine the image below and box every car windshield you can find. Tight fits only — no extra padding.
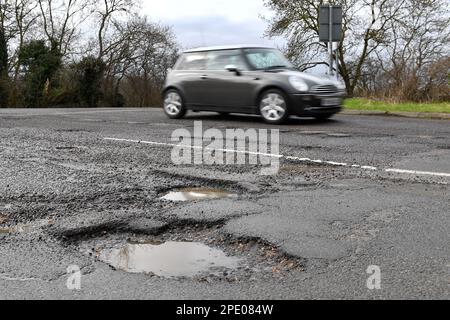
[244,48,294,70]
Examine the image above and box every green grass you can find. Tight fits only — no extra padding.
[344,98,450,114]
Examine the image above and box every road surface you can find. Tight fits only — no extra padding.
[0,108,448,299]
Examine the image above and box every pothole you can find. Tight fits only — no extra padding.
[161,188,237,202]
[327,133,352,138]
[55,146,77,150]
[74,224,304,282]
[0,213,9,224]
[280,163,325,174]
[91,241,240,278]
[300,131,328,135]
[0,219,53,234]
[0,223,32,234]
[55,129,88,133]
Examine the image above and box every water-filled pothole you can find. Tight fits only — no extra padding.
[161,188,237,202]
[76,225,304,281]
[327,133,352,138]
[92,241,240,278]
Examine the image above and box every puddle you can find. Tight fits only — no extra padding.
[96,241,240,278]
[327,133,351,138]
[161,188,237,202]
[74,226,303,281]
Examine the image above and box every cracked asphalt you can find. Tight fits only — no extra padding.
[0,108,449,300]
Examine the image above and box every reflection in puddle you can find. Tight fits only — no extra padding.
[98,241,240,278]
[161,188,237,202]
[327,133,351,138]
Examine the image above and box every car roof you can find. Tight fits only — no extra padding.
[183,45,275,53]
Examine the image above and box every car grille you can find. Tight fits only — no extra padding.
[311,85,338,95]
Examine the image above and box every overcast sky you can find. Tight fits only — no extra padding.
[142,0,283,49]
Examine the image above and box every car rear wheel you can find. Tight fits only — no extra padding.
[163,89,186,119]
[259,90,289,124]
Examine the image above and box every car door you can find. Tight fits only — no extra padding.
[202,50,255,112]
[174,52,209,107]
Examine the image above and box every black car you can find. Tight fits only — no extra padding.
[162,45,346,124]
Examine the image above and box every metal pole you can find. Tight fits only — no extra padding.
[329,4,333,76]
[335,48,339,81]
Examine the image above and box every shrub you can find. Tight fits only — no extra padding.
[72,57,106,107]
[18,40,62,107]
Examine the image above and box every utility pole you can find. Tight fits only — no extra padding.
[335,47,339,81]
[329,4,333,77]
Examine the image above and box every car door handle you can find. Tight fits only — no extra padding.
[200,75,208,80]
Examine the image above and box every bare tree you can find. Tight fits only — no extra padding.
[372,0,450,100]
[0,0,13,106]
[95,0,135,59]
[11,0,39,80]
[99,14,178,107]
[265,0,408,96]
[120,17,179,106]
[37,0,92,56]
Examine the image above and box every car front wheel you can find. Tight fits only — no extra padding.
[259,90,289,124]
[163,89,186,119]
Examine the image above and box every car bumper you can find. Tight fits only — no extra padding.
[289,93,344,116]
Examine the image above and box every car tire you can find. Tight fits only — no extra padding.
[163,89,186,119]
[259,89,289,124]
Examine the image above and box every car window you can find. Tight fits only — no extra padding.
[205,50,247,71]
[244,48,293,70]
[175,53,207,70]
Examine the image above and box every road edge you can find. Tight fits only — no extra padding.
[342,109,450,120]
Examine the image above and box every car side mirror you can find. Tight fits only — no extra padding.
[225,65,241,76]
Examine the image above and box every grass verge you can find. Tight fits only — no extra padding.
[344,98,450,114]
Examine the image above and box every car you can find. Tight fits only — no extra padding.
[162,45,346,124]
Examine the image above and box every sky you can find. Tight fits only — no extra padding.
[142,0,283,49]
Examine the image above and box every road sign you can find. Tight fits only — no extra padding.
[319,5,343,42]
[318,5,343,78]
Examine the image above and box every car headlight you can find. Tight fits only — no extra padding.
[289,76,309,92]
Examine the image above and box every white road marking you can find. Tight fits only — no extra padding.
[51,109,148,115]
[0,109,149,117]
[104,137,450,179]
[385,169,450,178]
[104,137,283,159]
